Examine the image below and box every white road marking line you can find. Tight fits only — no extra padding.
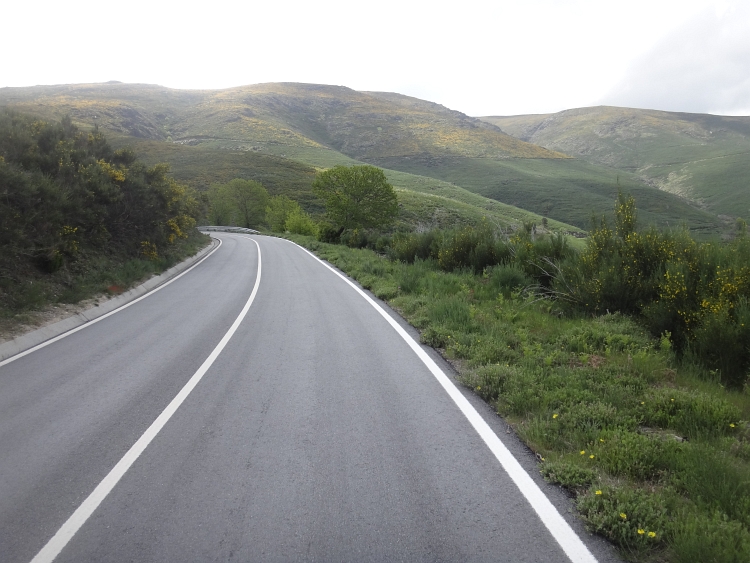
[290,240,599,563]
[29,237,261,563]
[0,239,223,368]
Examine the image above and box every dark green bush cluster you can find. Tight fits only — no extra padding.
[561,192,750,387]
[0,111,200,271]
[319,225,391,251]
[389,223,573,287]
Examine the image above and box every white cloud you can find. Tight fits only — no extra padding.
[1,0,741,115]
[600,1,750,115]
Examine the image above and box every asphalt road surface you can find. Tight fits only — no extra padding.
[0,234,620,562]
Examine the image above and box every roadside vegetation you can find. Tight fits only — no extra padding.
[278,192,750,563]
[0,111,207,330]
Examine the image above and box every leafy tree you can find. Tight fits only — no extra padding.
[207,184,235,225]
[312,165,398,235]
[266,195,301,232]
[225,179,269,229]
[207,179,269,228]
[285,207,318,236]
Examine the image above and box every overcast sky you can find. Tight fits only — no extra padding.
[2,0,748,116]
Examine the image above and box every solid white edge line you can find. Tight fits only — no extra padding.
[29,237,261,563]
[0,239,223,369]
[288,240,599,563]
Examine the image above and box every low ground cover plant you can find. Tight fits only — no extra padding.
[287,213,750,562]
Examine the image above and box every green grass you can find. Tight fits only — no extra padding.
[112,138,325,212]
[112,136,587,236]
[370,155,723,235]
[285,235,750,563]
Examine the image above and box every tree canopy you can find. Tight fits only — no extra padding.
[207,179,269,229]
[312,165,398,232]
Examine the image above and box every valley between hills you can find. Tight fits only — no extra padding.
[1,81,746,236]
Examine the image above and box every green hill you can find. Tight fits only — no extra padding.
[0,83,725,234]
[481,107,750,222]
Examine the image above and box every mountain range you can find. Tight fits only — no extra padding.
[2,82,745,236]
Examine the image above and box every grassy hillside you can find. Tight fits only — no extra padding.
[482,107,750,221]
[0,83,725,234]
[0,82,563,160]
[117,138,579,234]
[117,139,323,212]
[372,155,721,233]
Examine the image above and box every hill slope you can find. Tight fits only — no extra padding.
[481,107,750,221]
[0,83,725,233]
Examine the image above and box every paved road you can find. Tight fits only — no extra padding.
[0,234,618,562]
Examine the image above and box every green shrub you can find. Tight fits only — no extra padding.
[466,364,513,402]
[427,295,472,330]
[396,263,423,294]
[559,401,638,435]
[317,223,342,243]
[0,111,202,311]
[578,486,671,554]
[374,235,391,253]
[541,460,597,490]
[562,192,750,387]
[689,299,750,388]
[389,230,441,263]
[640,388,741,440]
[596,431,681,481]
[487,264,532,297]
[671,510,750,563]
[675,446,750,527]
[438,223,508,273]
[419,325,451,348]
[285,207,318,236]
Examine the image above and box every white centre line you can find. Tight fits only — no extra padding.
[290,239,599,563]
[29,236,262,563]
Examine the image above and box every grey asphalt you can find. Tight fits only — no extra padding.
[0,234,621,562]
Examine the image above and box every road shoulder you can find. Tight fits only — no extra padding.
[0,238,218,362]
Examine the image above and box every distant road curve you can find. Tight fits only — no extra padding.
[0,233,619,563]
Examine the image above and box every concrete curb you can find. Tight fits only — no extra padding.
[0,238,219,363]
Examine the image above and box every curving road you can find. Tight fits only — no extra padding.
[0,234,619,562]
